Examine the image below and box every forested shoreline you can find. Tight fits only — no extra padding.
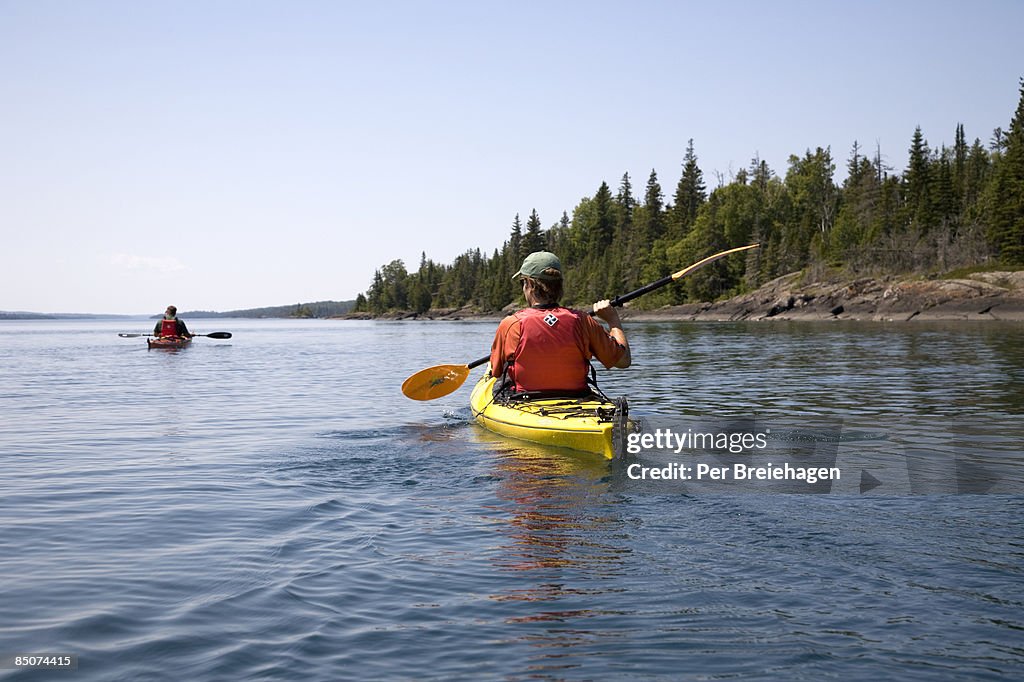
[355,80,1024,316]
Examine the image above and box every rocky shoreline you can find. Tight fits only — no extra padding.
[626,271,1024,322]
[345,271,1024,323]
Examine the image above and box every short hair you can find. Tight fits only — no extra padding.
[525,269,563,305]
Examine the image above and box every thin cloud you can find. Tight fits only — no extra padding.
[109,253,187,273]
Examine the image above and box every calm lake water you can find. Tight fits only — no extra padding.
[1,318,1022,680]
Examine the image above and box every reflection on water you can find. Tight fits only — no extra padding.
[473,433,634,660]
[495,454,619,569]
[617,320,1024,419]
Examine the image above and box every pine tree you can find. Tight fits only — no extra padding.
[987,78,1024,264]
[523,209,545,254]
[964,138,991,214]
[745,155,779,283]
[953,123,968,208]
[905,126,933,231]
[641,169,666,243]
[615,172,635,243]
[367,269,385,313]
[932,150,956,228]
[588,181,615,253]
[670,139,707,238]
[509,214,523,262]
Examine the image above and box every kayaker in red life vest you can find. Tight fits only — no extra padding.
[153,305,194,338]
[489,251,631,395]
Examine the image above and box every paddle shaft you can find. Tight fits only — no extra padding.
[119,332,232,339]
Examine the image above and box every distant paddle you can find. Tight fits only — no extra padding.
[402,243,760,401]
[119,332,233,339]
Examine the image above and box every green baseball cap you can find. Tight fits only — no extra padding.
[512,251,562,281]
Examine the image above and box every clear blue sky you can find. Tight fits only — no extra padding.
[2,0,1022,314]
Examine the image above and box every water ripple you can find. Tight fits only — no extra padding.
[1,319,1023,680]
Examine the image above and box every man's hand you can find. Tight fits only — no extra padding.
[593,299,630,367]
[592,299,622,327]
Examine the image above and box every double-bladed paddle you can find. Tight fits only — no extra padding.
[402,243,760,401]
[118,332,233,339]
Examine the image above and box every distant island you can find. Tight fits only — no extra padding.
[1,300,355,320]
[173,300,356,319]
[0,312,138,320]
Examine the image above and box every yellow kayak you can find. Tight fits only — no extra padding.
[469,374,627,459]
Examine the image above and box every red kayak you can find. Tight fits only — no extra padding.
[147,336,192,350]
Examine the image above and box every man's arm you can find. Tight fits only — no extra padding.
[592,300,631,368]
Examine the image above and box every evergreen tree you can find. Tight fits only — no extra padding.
[588,181,615,253]
[905,126,933,231]
[953,123,968,208]
[484,248,512,310]
[615,172,635,243]
[750,154,775,190]
[640,169,666,243]
[964,138,992,214]
[509,214,523,262]
[744,155,781,284]
[367,269,385,313]
[830,142,881,264]
[523,209,545,254]
[670,139,707,238]
[987,78,1024,264]
[932,150,957,228]
[546,212,572,262]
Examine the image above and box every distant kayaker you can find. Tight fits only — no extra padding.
[489,251,631,395]
[154,305,194,338]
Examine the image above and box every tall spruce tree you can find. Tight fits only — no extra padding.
[953,123,968,208]
[615,172,635,241]
[589,181,615,252]
[671,139,707,239]
[987,78,1024,264]
[641,169,666,243]
[905,126,933,231]
[509,214,523,261]
[523,209,545,254]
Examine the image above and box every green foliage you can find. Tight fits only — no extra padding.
[669,139,707,240]
[986,78,1024,265]
[523,209,545,255]
[355,80,1022,313]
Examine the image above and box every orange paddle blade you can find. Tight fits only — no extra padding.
[401,363,472,401]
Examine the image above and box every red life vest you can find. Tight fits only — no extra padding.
[509,307,590,393]
[160,319,178,337]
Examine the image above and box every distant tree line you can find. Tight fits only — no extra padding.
[182,300,354,318]
[355,79,1024,314]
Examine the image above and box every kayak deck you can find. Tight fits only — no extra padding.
[469,374,626,459]
[148,336,192,349]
